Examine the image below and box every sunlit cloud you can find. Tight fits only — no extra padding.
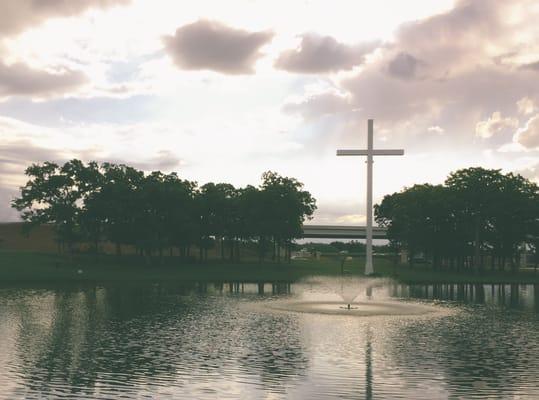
[275,34,378,73]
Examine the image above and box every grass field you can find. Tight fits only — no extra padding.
[4,222,538,284]
[1,250,539,284]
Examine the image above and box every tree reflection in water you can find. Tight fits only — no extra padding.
[1,280,539,399]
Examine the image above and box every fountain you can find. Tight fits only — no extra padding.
[263,275,446,318]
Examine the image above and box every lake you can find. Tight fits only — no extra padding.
[1,278,538,399]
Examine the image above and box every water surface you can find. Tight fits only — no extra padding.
[1,279,538,399]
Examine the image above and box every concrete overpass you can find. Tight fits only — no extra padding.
[301,225,387,239]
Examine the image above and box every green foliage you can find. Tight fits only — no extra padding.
[12,160,101,251]
[12,160,317,262]
[375,167,539,271]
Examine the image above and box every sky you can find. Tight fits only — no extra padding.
[1,0,539,223]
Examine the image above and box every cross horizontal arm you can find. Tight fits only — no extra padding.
[336,149,404,156]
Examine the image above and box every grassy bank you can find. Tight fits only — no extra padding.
[0,250,361,283]
[1,250,538,284]
[374,260,539,284]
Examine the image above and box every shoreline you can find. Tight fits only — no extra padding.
[1,250,538,285]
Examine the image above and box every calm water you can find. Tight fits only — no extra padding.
[1,279,539,399]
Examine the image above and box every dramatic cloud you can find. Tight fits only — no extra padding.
[516,115,539,149]
[475,112,518,139]
[275,34,378,73]
[390,0,509,78]
[0,62,87,98]
[283,0,539,153]
[0,0,130,35]
[1,0,538,224]
[163,20,273,74]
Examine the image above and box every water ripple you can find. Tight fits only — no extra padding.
[0,281,538,399]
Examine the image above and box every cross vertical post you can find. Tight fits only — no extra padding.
[337,119,404,275]
[365,119,374,275]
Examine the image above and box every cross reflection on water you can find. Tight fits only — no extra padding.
[0,279,539,399]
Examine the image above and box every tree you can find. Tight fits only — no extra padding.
[375,184,452,267]
[197,183,237,261]
[260,171,317,262]
[12,160,319,265]
[489,173,539,271]
[376,167,539,273]
[445,168,505,271]
[162,174,198,259]
[12,160,95,253]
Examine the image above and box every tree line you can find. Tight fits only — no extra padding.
[375,167,539,272]
[12,160,317,263]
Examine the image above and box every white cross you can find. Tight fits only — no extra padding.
[337,119,404,275]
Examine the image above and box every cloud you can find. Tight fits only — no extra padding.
[0,139,67,187]
[275,34,378,73]
[387,52,426,80]
[475,112,518,139]
[163,20,273,74]
[390,0,516,78]
[516,114,539,149]
[515,160,539,184]
[517,97,536,115]
[0,0,130,35]
[0,62,87,98]
[281,0,539,152]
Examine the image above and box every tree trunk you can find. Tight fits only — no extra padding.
[235,240,240,262]
[474,216,481,272]
[221,238,225,260]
